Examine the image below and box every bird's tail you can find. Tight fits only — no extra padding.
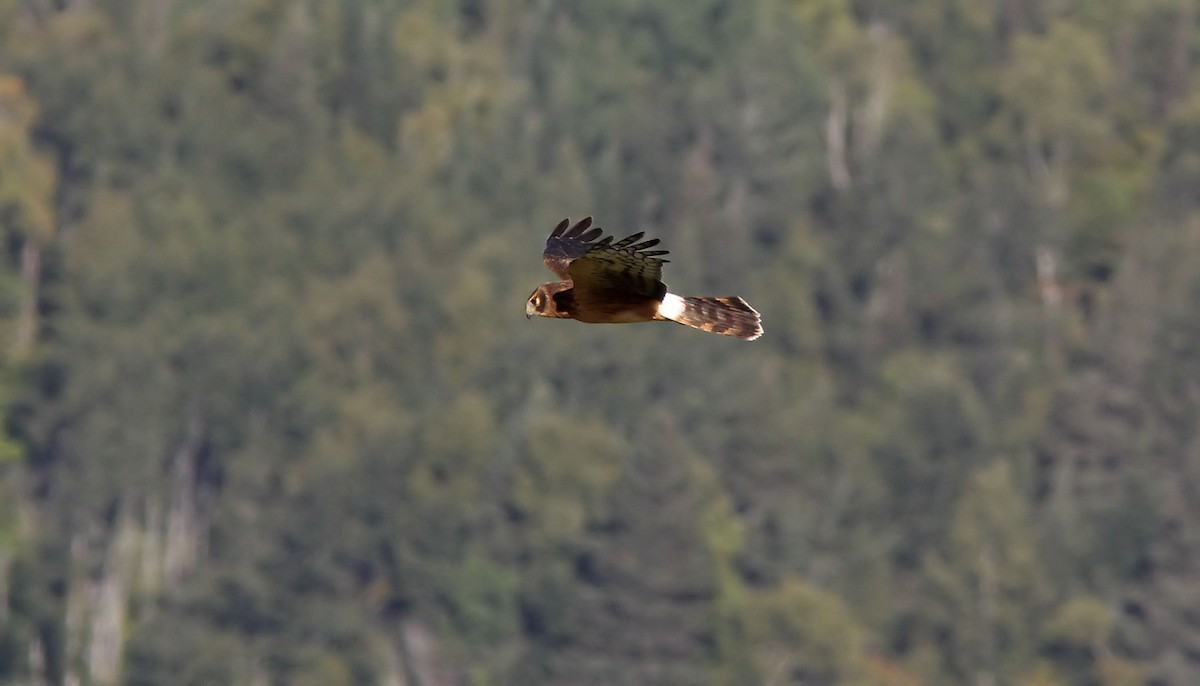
[657,293,763,340]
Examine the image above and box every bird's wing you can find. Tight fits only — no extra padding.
[543,217,670,298]
[543,217,603,279]
[568,235,670,300]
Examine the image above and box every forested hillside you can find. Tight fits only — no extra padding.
[2,0,1200,684]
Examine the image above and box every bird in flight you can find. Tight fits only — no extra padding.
[526,217,762,340]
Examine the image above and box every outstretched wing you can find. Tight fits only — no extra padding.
[542,217,671,298]
[543,217,604,278]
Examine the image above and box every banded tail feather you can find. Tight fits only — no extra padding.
[656,293,763,341]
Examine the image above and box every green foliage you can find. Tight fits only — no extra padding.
[922,460,1047,684]
[743,578,871,685]
[2,0,1200,684]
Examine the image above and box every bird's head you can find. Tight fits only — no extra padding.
[526,283,573,319]
[526,285,550,319]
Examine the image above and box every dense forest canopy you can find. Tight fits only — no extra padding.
[2,0,1200,684]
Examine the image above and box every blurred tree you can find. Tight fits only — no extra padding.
[1,0,1200,684]
[921,460,1048,685]
[0,75,56,358]
[518,426,747,685]
[743,577,871,686]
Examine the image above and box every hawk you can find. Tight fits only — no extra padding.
[525,217,763,340]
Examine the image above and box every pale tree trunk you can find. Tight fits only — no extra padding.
[858,22,893,159]
[87,509,139,685]
[136,0,175,55]
[13,240,40,359]
[139,496,165,595]
[63,535,87,686]
[374,630,410,686]
[28,634,49,686]
[401,620,464,686]
[1035,245,1063,310]
[1035,244,1068,370]
[825,78,852,191]
[165,412,204,587]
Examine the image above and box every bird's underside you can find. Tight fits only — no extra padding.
[525,217,763,340]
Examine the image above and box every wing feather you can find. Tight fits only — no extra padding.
[539,217,671,299]
[612,232,645,249]
[629,238,660,250]
[578,227,603,242]
[563,217,593,239]
[543,217,598,278]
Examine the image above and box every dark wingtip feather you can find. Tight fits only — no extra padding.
[550,218,570,238]
[564,216,594,239]
[613,232,645,249]
[579,227,603,242]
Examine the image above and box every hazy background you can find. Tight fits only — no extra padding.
[2,1,1200,684]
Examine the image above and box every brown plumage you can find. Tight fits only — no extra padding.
[525,217,763,340]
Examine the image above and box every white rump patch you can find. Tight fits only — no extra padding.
[658,292,686,320]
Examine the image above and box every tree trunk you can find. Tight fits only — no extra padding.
[13,239,40,359]
[826,78,852,191]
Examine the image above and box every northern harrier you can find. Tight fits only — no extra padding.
[525,217,763,340]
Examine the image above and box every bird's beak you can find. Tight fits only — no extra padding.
[525,301,534,319]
